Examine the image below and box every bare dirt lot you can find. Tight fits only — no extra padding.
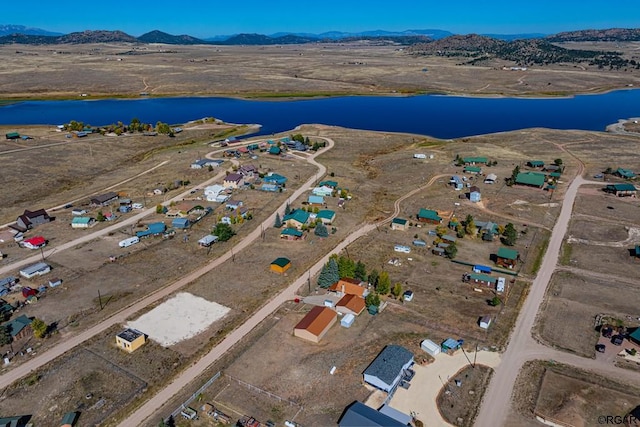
[1,42,639,99]
[536,270,640,358]
[437,364,494,427]
[511,360,640,427]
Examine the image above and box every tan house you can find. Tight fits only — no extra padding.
[328,278,368,298]
[335,294,366,316]
[116,328,146,353]
[391,218,408,231]
[223,173,244,189]
[293,306,337,343]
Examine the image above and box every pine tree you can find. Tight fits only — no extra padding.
[314,222,328,237]
[391,283,403,298]
[377,271,391,295]
[368,269,379,287]
[338,255,356,278]
[327,257,340,285]
[464,214,476,237]
[274,213,282,228]
[502,223,518,246]
[284,203,291,216]
[354,261,367,281]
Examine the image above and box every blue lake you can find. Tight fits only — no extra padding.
[1,90,639,139]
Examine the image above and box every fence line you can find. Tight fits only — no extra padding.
[169,371,221,419]
[225,373,303,409]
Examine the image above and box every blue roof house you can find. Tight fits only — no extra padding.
[308,195,324,205]
[363,345,414,393]
[263,173,288,185]
[172,218,190,229]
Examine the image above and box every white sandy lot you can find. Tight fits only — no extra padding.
[127,292,230,347]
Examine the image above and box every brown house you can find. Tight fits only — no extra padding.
[3,314,33,341]
[335,294,366,316]
[328,278,367,297]
[13,208,52,232]
[293,306,337,343]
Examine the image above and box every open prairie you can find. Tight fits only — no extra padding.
[1,42,640,99]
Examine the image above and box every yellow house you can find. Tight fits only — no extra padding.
[116,328,146,353]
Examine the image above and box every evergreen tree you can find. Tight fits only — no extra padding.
[314,222,329,237]
[0,325,11,346]
[284,203,291,216]
[365,293,380,309]
[317,263,334,288]
[377,271,391,295]
[464,214,476,237]
[338,255,356,278]
[391,283,403,298]
[274,213,282,228]
[444,242,458,259]
[368,269,379,287]
[327,257,340,284]
[212,223,235,242]
[31,318,47,339]
[96,211,105,222]
[502,223,518,246]
[354,261,367,281]
[456,223,466,238]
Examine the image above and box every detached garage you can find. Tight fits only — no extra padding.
[421,339,441,357]
[293,306,337,343]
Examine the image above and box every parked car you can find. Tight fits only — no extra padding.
[596,344,606,353]
[611,335,624,346]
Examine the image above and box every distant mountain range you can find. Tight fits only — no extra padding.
[0,25,638,46]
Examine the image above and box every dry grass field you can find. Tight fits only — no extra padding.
[511,361,640,427]
[437,365,494,427]
[1,42,640,100]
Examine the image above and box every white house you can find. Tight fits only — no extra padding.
[363,345,414,393]
[204,184,228,202]
[20,262,51,279]
[198,235,218,247]
[312,186,334,197]
[420,339,441,357]
[479,315,492,329]
[413,154,427,159]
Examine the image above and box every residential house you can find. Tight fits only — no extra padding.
[629,328,640,346]
[466,273,497,286]
[115,328,146,353]
[136,222,166,238]
[319,180,338,189]
[270,257,291,274]
[496,247,519,268]
[190,159,223,169]
[363,345,414,393]
[0,415,32,427]
[283,209,310,230]
[3,314,33,341]
[172,218,190,229]
[308,195,325,206]
[476,221,499,241]
[542,164,563,173]
[329,278,368,298]
[0,276,17,297]
[71,216,95,229]
[198,235,218,247]
[604,183,636,197]
[263,173,287,185]
[223,173,244,189]
[293,306,337,343]
[614,168,636,179]
[391,218,408,231]
[462,156,488,165]
[268,146,281,155]
[238,164,257,177]
[226,200,243,210]
[316,210,336,225]
[260,183,279,192]
[338,401,407,427]
[442,234,457,244]
[204,184,229,202]
[335,294,366,316]
[469,186,481,202]
[515,172,546,188]
[90,192,118,206]
[280,228,304,240]
[14,208,52,232]
[450,175,464,190]
[479,315,492,330]
[21,236,46,250]
[19,262,51,279]
[417,208,442,224]
[484,173,497,184]
[5,132,20,140]
[312,186,334,197]
[464,165,482,174]
[526,160,545,168]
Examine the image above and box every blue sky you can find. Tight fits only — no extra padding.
[5,0,639,37]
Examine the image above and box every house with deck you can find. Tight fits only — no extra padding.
[90,192,118,206]
[363,345,414,393]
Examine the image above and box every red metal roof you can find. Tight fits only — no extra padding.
[24,236,46,246]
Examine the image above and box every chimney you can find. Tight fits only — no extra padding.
[341,284,345,295]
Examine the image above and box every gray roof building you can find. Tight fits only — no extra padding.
[363,345,414,393]
[338,401,407,427]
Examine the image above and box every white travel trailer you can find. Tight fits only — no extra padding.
[119,236,140,248]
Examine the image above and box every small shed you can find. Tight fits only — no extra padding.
[116,328,146,353]
[270,257,291,274]
[391,218,409,231]
[48,278,62,287]
[473,265,492,274]
[421,339,441,357]
[442,338,462,352]
[469,186,481,202]
[198,235,218,247]
[479,316,492,329]
[496,247,519,268]
[341,313,355,328]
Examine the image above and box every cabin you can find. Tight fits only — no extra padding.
[115,328,146,353]
[270,257,291,274]
[5,132,20,140]
[3,314,33,341]
[515,172,546,188]
[496,247,519,268]
[464,165,482,174]
[280,228,304,240]
[71,216,95,229]
[293,306,337,343]
[417,208,442,224]
[450,175,464,190]
[263,173,287,185]
[308,195,325,206]
[526,160,545,168]
[312,185,334,197]
[604,183,636,197]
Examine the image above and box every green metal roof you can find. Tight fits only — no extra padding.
[469,273,497,284]
[280,228,303,237]
[616,168,636,179]
[515,172,546,187]
[497,247,519,260]
[283,209,310,224]
[392,217,408,225]
[549,172,562,177]
[464,166,482,173]
[319,180,338,188]
[635,245,640,257]
[317,210,336,220]
[268,146,281,155]
[3,314,32,338]
[527,160,545,167]
[271,257,291,268]
[606,183,636,192]
[462,156,488,164]
[61,412,79,425]
[5,132,20,138]
[71,216,92,224]
[418,208,441,221]
[630,327,640,342]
